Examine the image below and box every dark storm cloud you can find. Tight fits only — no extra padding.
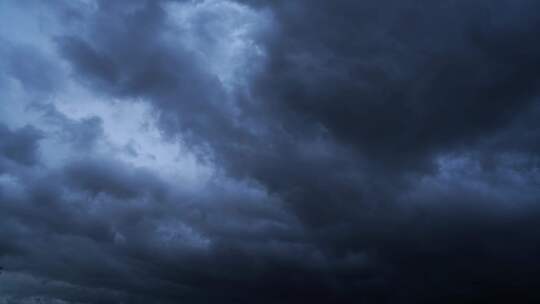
[233,2,540,302]
[0,153,310,303]
[244,0,540,163]
[63,158,166,199]
[2,0,540,303]
[0,123,43,167]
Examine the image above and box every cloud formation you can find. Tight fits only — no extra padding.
[1,0,540,303]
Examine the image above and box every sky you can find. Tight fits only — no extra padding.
[1,0,540,303]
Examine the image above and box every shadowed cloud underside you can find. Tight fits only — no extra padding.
[1,0,540,303]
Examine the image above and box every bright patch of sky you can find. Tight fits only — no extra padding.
[165,0,272,91]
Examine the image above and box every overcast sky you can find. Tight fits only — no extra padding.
[1,0,540,303]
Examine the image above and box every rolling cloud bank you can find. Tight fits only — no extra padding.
[1,0,540,303]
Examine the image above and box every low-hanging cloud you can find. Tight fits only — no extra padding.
[1,0,540,303]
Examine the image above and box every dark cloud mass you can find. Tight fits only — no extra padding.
[0,124,43,167]
[1,0,540,303]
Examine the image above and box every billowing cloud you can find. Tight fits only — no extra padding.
[1,0,540,303]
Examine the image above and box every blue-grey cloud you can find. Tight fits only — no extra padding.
[1,0,540,303]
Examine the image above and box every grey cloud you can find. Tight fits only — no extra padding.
[1,0,540,303]
[63,158,166,200]
[6,45,64,94]
[0,123,43,167]
[0,154,309,303]
[35,103,105,151]
[245,0,540,164]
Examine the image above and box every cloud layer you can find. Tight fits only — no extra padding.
[1,0,540,303]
